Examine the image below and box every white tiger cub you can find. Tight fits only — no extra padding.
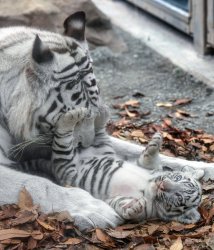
[52,106,204,224]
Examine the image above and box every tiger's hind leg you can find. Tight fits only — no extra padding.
[106,196,147,221]
[92,104,114,154]
[137,132,162,170]
[94,104,110,131]
[52,107,88,185]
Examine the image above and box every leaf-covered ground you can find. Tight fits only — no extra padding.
[0,99,214,249]
[1,185,214,250]
[107,98,214,163]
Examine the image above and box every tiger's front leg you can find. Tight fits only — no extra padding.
[52,107,88,185]
[93,104,114,152]
[106,196,147,221]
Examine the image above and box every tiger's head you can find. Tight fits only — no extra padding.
[8,12,99,147]
[153,170,203,224]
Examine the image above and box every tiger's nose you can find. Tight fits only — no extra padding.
[157,180,177,191]
[163,180,179,191]
[156,181,165,191]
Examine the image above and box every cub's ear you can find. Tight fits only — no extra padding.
[63,11,86,41]
[32,35,53,64]
[192,169,205,180]
[182,166,204,180]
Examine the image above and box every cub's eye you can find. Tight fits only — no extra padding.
[173,175,182,182]
[188,182,195,188]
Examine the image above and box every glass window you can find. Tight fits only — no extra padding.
[161,0,189,12]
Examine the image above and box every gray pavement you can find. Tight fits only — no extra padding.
[91,28,214,134]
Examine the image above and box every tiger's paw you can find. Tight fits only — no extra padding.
[56,107,88,132]
[63,188,123,231]
[175,208,201,224]
[138,132,162,170]
[145,132,162,156]
[119,197,146,221]
[95,104,110,130]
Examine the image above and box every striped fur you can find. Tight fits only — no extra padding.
[2,22,99,175]
[0,11,211,229]
[52,107,203,224]
[0,12,122,231]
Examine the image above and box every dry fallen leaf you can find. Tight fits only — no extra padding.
[125,107,137,118]
[18,187,33,210]
[27,237,37,250]
[107,229,132,239]
[156,102,173,108]
[131,130,145,138]
[124,99,141,107]
[30,230,43,240]
[95,229,116,247]
[134,244,155,250]
[210,144,214,152]
[157,98,191,108]
[10,210,37,226]
[0,229,31,241]
[147,224,160,235]
[113,99,140,110]
[0,205,18,220]
[173,98,192,106]
[62,238,82,245]
[36,219,55,231]
[0,239,21,245]
[169,237,183,250]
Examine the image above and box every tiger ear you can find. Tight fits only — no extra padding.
[182,166,204,180]
[32,35,53,64]
[63,11,86,41]
[192,169,205,180]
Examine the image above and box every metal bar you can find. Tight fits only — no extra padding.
[126,0,191,33]
[192,0,208,54]
[207,0,214,45]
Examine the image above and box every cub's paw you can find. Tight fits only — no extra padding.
[95,104,110,130]
[120,197,146,221]
[175,208,201,224]
[138,132,162,170]
[146,132,162,155]
[63,188,123,231]
[56,107,88,132]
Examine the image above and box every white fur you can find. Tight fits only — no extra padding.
[110,136,214,181]
[0,25,213,231]
[0,165,121,231]
[0,26,120,231]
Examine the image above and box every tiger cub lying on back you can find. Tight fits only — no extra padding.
[52,105,203,224]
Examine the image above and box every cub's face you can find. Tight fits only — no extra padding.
[154,172,202,219]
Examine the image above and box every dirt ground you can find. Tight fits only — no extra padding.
[91,27,214,134]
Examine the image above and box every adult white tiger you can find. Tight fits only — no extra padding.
[0,12,122,231]
[0,11,214,231]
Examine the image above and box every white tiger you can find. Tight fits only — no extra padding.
[52,106,203,224]
[0,11,213,231]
